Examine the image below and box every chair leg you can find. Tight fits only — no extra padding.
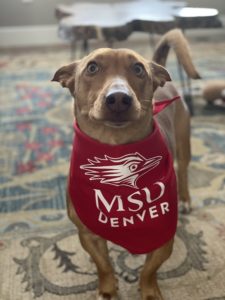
[177,59,194,115]
[106,39,114,48]
[70,40,76,61]
[82,38,90,55]
[149,32,156,51]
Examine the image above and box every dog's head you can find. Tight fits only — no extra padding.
[52,48,171,128]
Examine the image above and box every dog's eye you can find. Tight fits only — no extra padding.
[129,164,138,172]
[133,63,145,77]
[87,62,99,74]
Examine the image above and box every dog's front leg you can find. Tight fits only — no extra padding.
[66,193,118,299]
[175,99,191,213]
[78,231,118,299]
[139,239,174,300]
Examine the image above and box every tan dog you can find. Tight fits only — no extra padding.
[203,80,225,105]
[52,30,199,300]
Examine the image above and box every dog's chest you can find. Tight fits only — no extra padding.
[68,120,178,254]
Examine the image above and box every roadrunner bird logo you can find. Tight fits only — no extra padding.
[80,152,162,189]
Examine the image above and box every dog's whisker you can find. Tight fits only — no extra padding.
[81,108,90,115]
[141,103,152,111]
[141,100,152,109]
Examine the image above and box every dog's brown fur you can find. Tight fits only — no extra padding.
[52,30,198,300]
[202,80,225,103]
[153,29,200,80]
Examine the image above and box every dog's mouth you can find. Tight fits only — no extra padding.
[89,106,140,127]
[104,121,131,128]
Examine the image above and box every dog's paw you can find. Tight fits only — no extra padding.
[97,293,112,300]
[144,297,162,300]
[141,291,164,300]
[97,292,119,300]
[179,201,192,214]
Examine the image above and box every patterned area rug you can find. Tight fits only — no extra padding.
[0,38,225,300]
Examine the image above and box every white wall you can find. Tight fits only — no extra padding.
[0,0,75,27]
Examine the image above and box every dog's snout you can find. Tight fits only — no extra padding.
[105,92,133,112]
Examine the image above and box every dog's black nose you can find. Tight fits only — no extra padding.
[105,92,133,112]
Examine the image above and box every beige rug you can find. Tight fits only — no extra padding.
[1,203,225,300]
[0,36,225,300]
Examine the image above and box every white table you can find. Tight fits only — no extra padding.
[55,1,222,114]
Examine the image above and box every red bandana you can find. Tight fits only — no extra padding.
[68,97,179,254]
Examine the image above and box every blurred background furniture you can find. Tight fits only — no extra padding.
[173,6,222,113]
[56,0,185,54]
[55,0,223,114]
[56,1,222,54]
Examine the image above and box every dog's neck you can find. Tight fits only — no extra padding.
[75,113,153,145]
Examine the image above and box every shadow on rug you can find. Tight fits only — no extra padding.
[0,41,225,300]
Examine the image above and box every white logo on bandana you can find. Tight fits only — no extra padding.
[80,152,162,189]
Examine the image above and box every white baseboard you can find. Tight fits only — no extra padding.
[0,25,65,47]
[0,25,150,48]
[0,20,224,48]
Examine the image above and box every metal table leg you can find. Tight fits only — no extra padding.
[177,59,194,115]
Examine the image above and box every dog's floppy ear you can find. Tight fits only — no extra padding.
[150,62,171,90]
[52,62,77,94]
